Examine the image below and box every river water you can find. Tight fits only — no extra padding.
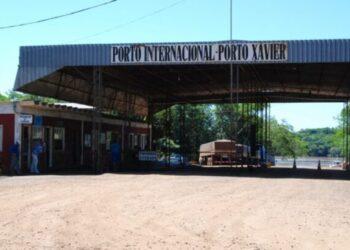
[274,156,344,169]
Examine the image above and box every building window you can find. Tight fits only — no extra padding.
[106,131,112,150]
[129,133,134,149]
[84,134,91,147]
[100,132,106,144]
[135,134,139,147]
[32,126,43,139]
[0,125,3,152]
[53,127,65,150]
[141,134,148,150]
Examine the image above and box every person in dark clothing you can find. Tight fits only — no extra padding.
[10,142,20,175]
[110,139,121,171]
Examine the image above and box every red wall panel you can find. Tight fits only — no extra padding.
[0,114,15,172]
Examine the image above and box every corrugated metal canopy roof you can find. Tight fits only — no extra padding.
[14,39,350,116]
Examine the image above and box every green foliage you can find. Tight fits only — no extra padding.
[329,104,350,157]
[6,90,58,103]
[153,104,217,160]
[331,128,344,156]
[213,104,238,139]
[156,138,180,150]
[153,104,311,159]
[1,90,57,103]
[297,128,340,157]
[270,120,308,157]
[213,103,265,146]
[0,92,9,101]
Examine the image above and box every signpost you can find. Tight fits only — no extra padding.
[111,42,288,64]
[19,114,33,124]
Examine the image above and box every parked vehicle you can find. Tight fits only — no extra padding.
[199,140,274,166]
[170,153,189,167]
[199,139,236,165]
[158,153,190,167]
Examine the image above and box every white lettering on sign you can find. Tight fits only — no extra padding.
[111,42,288,64]
[19,114,33,124]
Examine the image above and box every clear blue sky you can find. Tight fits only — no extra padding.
[1,0,349,130]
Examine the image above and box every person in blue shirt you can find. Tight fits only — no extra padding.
[9,141,20,175]
[31,141,43,174]
[110,139,121,171]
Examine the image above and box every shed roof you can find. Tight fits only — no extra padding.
[0,101,148,127]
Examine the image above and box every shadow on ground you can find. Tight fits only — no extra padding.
[15,166,350,181]
[119,167,350,181]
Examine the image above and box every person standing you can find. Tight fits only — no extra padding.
[9,142,20,175]
[31,141,43,174]
[110,139,121,171]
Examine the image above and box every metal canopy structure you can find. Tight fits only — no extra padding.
[13,39,350,170]
[14,39,350,116]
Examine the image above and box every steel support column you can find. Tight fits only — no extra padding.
[92,66,103,173]
[264,102,268,162]
[164,105,171,167]
[346,101,349,165]
[147,102,154,151]
[179,105,186,166]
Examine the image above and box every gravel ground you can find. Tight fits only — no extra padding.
[1,169,350,249]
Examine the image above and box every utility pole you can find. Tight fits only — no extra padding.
[229,0,234,167]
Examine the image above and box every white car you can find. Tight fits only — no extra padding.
[169,154,189,167]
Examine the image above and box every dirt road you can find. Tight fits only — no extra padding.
[1,170,350,249]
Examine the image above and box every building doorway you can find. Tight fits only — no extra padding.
[44,127,52,169]
[21,126,30,172]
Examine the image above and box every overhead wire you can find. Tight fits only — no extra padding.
[0,0,118,30]
[70,0,187,42]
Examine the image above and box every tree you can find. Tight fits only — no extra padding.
[153,104,312,160]
[0,92,9,101]
[297,128,339,157]
[213,104,238,139]
[329,104,350,158]
[152,104,217,160]
[270,119,307,158]
[155,138,180,157]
